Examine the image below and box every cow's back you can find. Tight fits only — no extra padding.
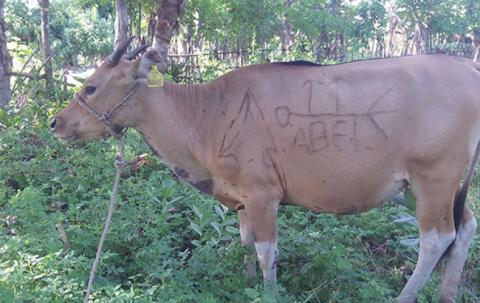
[208,55,480,213]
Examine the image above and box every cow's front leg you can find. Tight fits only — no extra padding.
[238,208,256,282]
[244,199,279,293]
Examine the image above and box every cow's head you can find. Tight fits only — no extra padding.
[51,38,160,141]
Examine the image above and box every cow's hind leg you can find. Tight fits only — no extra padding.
[398,177,457,303]
[239,208,257,283]
[438,206,477,302]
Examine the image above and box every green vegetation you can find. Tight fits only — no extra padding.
[1,0,480,302]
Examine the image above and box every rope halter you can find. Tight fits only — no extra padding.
[73,82,140,139]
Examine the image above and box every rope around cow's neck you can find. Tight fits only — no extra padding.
[75,80,141,301]
[83,137,126,303]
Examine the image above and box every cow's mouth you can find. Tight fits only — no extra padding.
[54,128,115,142]
[55,132,77,142]
[112,124,125,134]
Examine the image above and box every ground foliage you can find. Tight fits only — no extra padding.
[0,86,479,303]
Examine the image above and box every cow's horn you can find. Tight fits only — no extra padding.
[124,44,150,61]
[107,36,134,66]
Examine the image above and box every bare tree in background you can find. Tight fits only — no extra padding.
[0,0,10,106]
[39,0,53,93]
[413,20,429,54]
[281,0,294,55]
[114,0,128,48]
[474,29,480,62]
[152,0,185,72]
[386,1,398,57]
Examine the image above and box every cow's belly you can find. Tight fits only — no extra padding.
[280,154,408,214]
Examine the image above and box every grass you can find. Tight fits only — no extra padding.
[0,101,479,302]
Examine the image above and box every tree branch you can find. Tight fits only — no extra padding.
[9,72,45,79]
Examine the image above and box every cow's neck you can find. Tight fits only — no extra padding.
[133,81,222,184]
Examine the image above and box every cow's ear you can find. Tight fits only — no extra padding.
[136,49,162,79]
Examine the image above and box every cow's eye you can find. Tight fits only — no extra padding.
[85,86,96,96]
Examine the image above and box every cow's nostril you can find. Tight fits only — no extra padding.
[50,118,57,130]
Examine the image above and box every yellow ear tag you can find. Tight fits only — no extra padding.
[147,65,164,87]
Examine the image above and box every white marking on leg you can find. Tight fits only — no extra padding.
[439,217,477,302]
[398,229,456,303]
[254,240,278,287]
[239,210,256,280]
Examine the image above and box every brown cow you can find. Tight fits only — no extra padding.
[52,41,480,302]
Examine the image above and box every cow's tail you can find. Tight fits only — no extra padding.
[444,141,480,256]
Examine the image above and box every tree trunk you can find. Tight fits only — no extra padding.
[386,1,398,57]
[375,33,384,57]
[413,23,422,54]
[280,0,293,55]
[473,29,480,62]
[152,0,185,72]
[147,13,156,44]
[0,0,10,106]
[136,3,141,44]
[114,0,129,48]
[39,0,53,93]
[402,26,412,56]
